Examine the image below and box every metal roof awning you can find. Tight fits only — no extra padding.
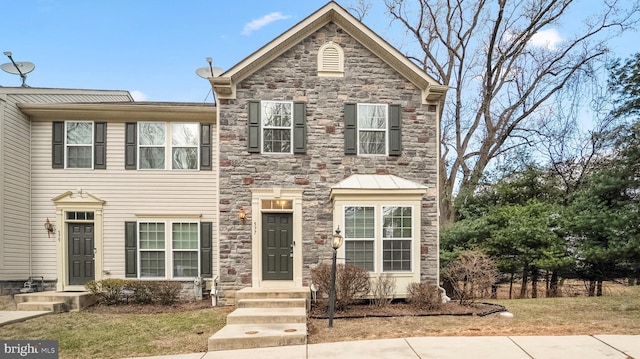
[330,174,428,199]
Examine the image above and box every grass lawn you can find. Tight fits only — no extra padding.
[308,284,640,343]
[1,285,639,358]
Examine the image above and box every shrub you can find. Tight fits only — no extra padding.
[311,263,371,310]
[125,281,154,304]
[441,250,498,305]
[371,273,396,307]
[406,282,443,311]
[152,281,182,305]
[85,278,128,305]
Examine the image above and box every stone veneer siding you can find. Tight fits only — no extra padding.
[217,23,438,303]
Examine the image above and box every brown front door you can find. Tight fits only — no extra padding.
[262,213,293,280]
[68,223,95,285]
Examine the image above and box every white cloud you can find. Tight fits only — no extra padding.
[130,90,148,101]
[529,28,563,50]
[242,12,290,36]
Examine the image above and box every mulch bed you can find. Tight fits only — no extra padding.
[309,300,505,319]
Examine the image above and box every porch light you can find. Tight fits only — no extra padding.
[44,218,55,238]
[238,207,246,223]
[329,226,343,328]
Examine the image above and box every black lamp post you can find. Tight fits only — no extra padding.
[328,226,343,328]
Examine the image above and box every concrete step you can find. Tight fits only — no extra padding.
[208,323,306,351]
[14,291,95,311]
[17,301,66,313]
[236,298,307,309]
[235,287,310,301]
[226,307,307,325]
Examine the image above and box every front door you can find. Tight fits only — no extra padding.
[262,213,293,280]
[68,223,95,285]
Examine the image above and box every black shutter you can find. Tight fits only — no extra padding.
[125,221,137,278]
[94,122,107,169]
[247,101,261,153]
[200,123,212,170]
[344,103,357,155]
[293,102,307,154]
[125,122,137,169]
[52,122,65,168]
[200,222,213,278]
[389,104,402,156]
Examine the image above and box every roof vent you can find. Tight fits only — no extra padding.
[318,42,344,77]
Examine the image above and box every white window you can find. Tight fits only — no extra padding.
[358,104,388,155]
[66,121,93,168]
[138,122,200,170]
[138,122,166,169]
[382,206,413,271]
[262,101,293,153]
[171,123,199,169]
[343,205,413,273]
[138,221,200,279]
[344,206,375,271]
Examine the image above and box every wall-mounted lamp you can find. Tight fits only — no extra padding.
[44,218,55,238]
[239,207,246,224]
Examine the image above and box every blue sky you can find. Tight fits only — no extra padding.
[1,1,638,103]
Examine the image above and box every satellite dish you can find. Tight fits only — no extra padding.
[196,66,223,79]
[1,61,35,75]
[2,52,35,87]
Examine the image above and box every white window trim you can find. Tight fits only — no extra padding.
[261,100,294,154]
[381,205,414,272]
[343,205,377,273]
[65,120,94,169]
[356,103,389,156]
[137,122,200,170]
[170,123,200,170]
[341,204,416,274]
[137,220,201,280]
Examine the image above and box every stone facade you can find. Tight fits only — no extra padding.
[217,23,439,302]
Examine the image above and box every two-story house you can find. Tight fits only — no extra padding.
[210,1,445,303]
[0,1,445,303]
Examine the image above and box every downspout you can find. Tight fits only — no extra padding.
[28,108,33,278]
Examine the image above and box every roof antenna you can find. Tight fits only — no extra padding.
[2,51,35,87]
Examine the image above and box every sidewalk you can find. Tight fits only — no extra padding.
[124,335,640,359]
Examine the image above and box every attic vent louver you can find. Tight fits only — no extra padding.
[318,41,344,77]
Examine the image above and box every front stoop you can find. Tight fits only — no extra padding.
[208,287,310,351]
[14,291,96,312]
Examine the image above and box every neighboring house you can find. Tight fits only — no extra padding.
[211,1,445,303]
[0,1,445,302]
[0,87,216,293]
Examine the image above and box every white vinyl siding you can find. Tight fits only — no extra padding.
[29,120,218,280]
[1,89,132,281]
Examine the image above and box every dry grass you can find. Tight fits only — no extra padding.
[1,283,638,358]
[308,284,640,344]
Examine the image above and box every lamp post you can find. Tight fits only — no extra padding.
[328,226,343,328]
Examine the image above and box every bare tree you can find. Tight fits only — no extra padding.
[382,0,640,223]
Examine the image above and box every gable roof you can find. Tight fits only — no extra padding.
[211,1,447,104]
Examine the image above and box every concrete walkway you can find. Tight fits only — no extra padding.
[0,310,51,326]
[123,335,640,359]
